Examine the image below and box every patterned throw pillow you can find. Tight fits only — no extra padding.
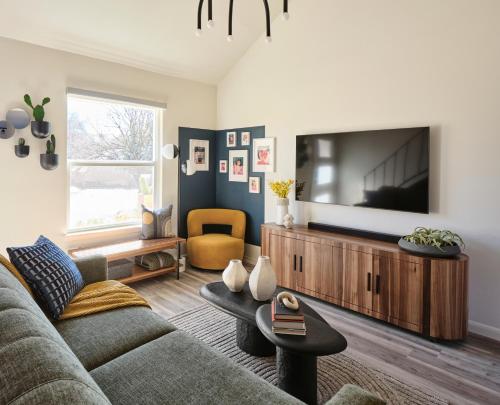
[141,204,174,239]
[7,236,84,320]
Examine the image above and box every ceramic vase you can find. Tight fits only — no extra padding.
[222,259,248,292]
[249,256,277,301]
[276,198,289,226]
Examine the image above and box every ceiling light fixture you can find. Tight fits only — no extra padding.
[196,0,289,42]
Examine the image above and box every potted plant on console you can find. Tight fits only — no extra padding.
[399,227,465,258]
[24,94,51,138]
[269,179,294,226]
[40,134,58,170]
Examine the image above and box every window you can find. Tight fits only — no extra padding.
[67,91,163,232]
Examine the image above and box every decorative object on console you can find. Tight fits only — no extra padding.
[6,108,30,129]
[228,149,248,182]
[249,255,276,301]
[0,120,15,139]
[189,139,209,172]
[14,138,30,158]
[269,179,294,226]
[40,134,58,170]
[219,159,228,173]
[249,176,260,193]
[271,295,306,335]
[196,0,290,43]
[226,131,237,147]
[241,131,251,146]
[253,137,275,172]
[222,259,248,292]
[276,291,299,311]
[24,94,51,139]
[140,204,174,239]
[283,213,294,229]
[399,227,464,258]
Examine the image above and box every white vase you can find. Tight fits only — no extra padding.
[276,198,289,226]
[249,256,277,301]
[222,259,248,292]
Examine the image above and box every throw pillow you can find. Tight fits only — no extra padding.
[135,252,175,271]
[7,236,84,320]
[0,253,34,296]
[141,204,174,239]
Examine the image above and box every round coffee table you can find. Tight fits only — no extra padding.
[256,304,347,405]
[199,282,327,357]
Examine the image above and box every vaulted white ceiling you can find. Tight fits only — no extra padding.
[0,0,283,84]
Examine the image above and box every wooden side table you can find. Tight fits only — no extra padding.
[70,237,185,284]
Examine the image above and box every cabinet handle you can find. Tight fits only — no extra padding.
[367,273,372,291]
[299,256,303,273]
[375,274,380,294]
[293,255,296,271]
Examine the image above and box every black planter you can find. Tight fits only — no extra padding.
[31,121,51,138]
[14,145,30,158]
[398,238,461,258]
[40,153,58,170]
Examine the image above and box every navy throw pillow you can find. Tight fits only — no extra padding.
[7,236,84,320]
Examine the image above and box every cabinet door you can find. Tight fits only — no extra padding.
[296,240,321,292]
[322,246,344,303]
[342,249,373,315]
[374,256,424,332]
[279,236,298,290]
[268,233,284,285]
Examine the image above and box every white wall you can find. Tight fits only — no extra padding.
[217,0,500,338]
[0,37,216,253]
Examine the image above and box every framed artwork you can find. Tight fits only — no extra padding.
[252,137,275,172]
[228,150,248,182]
[249,176,260,193]
[219,160,228,173]
[227,131,237,147]
[241,131,251,146]
[189,139,209,171]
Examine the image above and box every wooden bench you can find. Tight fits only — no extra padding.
[69,237,185,285]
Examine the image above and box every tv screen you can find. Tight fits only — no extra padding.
[296,127,430,213]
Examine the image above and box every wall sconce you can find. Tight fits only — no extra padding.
[162,144,197,176]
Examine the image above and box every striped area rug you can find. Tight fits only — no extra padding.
[169,304,448,405]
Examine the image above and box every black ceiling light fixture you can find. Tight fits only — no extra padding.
[196,0,290,43]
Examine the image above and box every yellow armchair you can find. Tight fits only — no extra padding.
[186,209,246,270]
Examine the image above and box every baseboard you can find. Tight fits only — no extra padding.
[469,320,500,342]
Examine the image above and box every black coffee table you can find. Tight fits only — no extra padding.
[199,282,325,357]
[256,304,347,405]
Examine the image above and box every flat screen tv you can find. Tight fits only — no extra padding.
[295,127,430,213]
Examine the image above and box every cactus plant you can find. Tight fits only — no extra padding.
[24,94,51,122]
[18,137,25,146]
[46,134,56,154]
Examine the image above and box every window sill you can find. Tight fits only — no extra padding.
[65,225,142,246]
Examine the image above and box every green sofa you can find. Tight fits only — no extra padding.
[0,256,383,405]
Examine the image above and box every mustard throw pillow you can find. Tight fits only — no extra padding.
[0,253,34,296]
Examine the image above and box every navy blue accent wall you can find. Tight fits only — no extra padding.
[178,126,265,246]
[215,126,265,246]
[178,127,216,238]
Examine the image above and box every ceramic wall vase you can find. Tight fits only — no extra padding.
[249,256,276,301]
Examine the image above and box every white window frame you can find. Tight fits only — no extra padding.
[66,89,165,234]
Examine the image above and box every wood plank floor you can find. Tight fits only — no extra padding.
[134,267,500,405]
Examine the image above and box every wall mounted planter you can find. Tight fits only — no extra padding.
[15,144,30,158]
[40,153,58,170]
[0,120,15,139]
[31,121,51,138]
[7,108,30,129]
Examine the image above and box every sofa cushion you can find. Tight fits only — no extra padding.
[0,264,110,405]
[7,235,84,319]
[55,306,176,370]
[91,330,303,405]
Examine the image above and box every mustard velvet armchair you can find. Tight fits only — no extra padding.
[187,209,246,270]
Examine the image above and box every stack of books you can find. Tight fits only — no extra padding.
[271,297,306,336]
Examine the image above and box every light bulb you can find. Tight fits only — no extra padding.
[226,35,233,42]
[265,36,272,43]
[195,28,202,37]
[207,19,214,29]
[283,12,290,20]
